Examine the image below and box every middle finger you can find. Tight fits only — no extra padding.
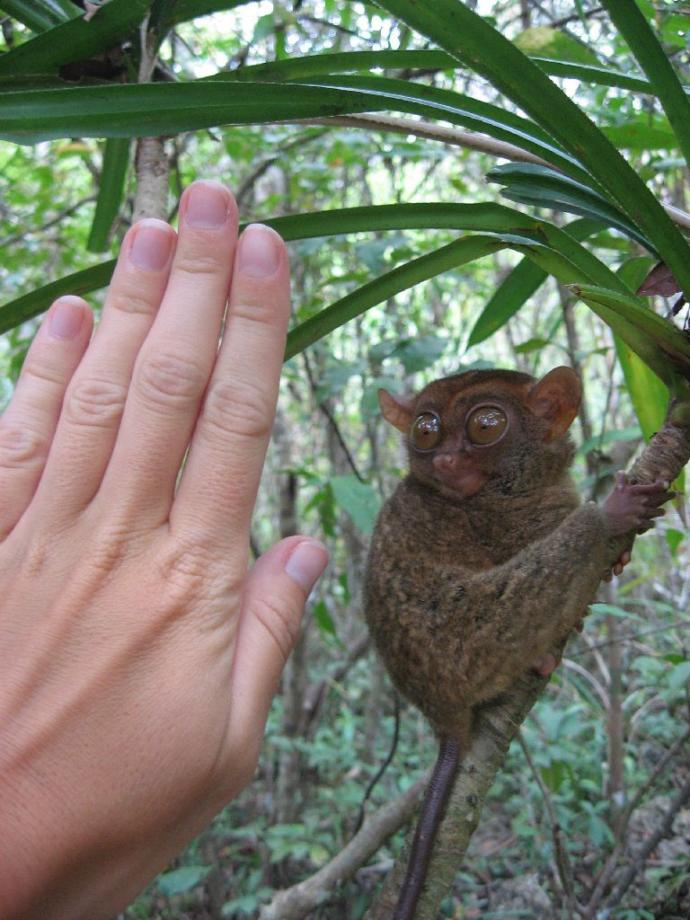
[96,181,239,524]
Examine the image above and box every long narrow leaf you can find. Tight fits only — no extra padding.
[466,217,604,347]
[213,50,456,81]
[291,74,591,185]
[0,202,622,332]
[87,138,131,253]
[0,202,542,331]
[601,0,690,170]
[286,236,503,359]
[373,0,690,297]
[534,58,655,94]
[0,78,589,189]
[0,261,116,333]
[487,163,653,251]
[0,0,74,31]
[162,0,251,28]
[572,285,690,384]
[0,0,150,76]
[0,82,398,143]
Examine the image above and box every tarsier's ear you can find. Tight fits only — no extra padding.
[378,388,414,433]
[527,366,581,442]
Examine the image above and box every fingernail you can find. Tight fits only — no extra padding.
[184,181,230,229]
[48,297,85,340]
[285,540,329,595]
[130,219,174,271]
[237,224,282,278]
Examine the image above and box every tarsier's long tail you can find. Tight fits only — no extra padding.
[392,737,462,920]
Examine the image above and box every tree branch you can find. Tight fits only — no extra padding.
[258,775,427,920]
[293,114,690,233]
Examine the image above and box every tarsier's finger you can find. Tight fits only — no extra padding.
[29,221,176,525]
[0,297,92,536]
[627,479,670,496]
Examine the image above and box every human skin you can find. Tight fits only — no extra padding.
[0,181,328,919]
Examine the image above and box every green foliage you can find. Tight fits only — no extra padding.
[2,3,690,917]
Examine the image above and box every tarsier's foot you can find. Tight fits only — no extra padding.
[602,548,632,582]
[532,653,559,677]
[602,473,672,538]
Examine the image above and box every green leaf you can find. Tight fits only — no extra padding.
[0,81,384,144]
[514,336,550,354]
[214,49,457,82]
[390,334,447,373]
[0,0,150,76]
[601,0,690,169]
[533,57,655,94]
[603,121,678,152]
[667,660,690,691]
[665,528,684,556]
[297,74,591,186]
[87,138,130,253]
[330,476,381,534]
[313,600,338,639]
[285,235,503,360]
[160,0,251,29]
[157,865,210,896]
[373,0,690,298]
[514,26,600,66]
[467,258,547,348]
[0,201,551,333]
[614,256,669,442]
[466,217,603,348]
[572,284,690,385]
[0,0,76,31]
[487,163,653,251]
[0,260,116,334]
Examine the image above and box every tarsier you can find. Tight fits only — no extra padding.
[364,366,669,920]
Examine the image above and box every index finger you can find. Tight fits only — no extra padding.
[170,223,290,545]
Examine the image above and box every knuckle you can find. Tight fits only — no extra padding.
[203,378,273,441]
[136,351,207,410]
[22,355,66,390]
[251,593,299,663]
[156,538,212,601]
[64,377,128,429]
[0,423,47,470]
[107,286,160,317]
[174,250,227,279]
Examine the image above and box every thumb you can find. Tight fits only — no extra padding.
[228,536,328,742]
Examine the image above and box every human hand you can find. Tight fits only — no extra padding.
[0,181,328,919]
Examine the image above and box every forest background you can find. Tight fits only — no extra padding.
[0,1,689,918]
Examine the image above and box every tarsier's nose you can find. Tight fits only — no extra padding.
[432,453,458,473]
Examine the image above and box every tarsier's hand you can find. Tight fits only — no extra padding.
[0,182,328,920]
[602,472,671,538]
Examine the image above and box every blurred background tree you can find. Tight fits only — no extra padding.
[1,1,689,917]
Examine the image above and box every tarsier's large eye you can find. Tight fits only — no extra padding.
[410,412,441,451]
[466,405,508,445]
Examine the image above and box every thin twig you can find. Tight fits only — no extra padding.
[603,776,690,911]
[586,724,690,913]
[0,196,97,249]
[302,351,365,483]
[517,732,580,914]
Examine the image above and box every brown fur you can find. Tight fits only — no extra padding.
[363,367,669,919]
[364,366,612,747]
